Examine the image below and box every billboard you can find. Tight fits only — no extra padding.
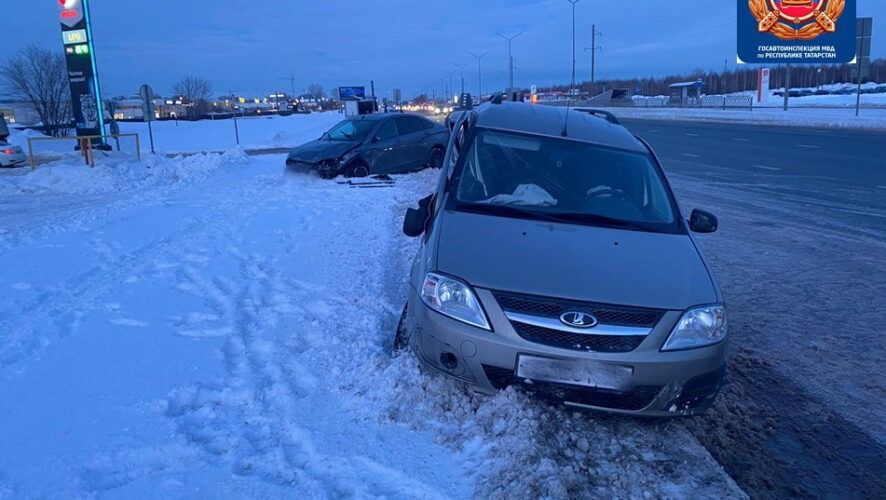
[737,0,857,64]
[339,86,366,100]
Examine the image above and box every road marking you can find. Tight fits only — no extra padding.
[732,138,750,142]
[753,164,781,171]
[877,186,886,190]
[797,144,821,149]
[684,133,699,137]
[649,129,661,133]
[683,153,701,158]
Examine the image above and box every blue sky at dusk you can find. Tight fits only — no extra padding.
[3,0,884,99]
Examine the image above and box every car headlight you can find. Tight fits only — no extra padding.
[420,272,490,330]
[662,305,727,351]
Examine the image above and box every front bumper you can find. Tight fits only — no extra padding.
[285,158,340,177]
[406,287,726,416]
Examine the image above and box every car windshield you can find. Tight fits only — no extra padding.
[325,120,376,142]
[454,129,678,232]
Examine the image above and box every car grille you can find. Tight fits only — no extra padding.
[493,291,664,353]
[483,365,661,411]
[494,291,663,327]
[512,322,645,352]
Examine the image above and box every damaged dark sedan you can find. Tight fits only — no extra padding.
[285,113,449,178]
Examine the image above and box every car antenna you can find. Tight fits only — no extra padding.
[562,0,580,137]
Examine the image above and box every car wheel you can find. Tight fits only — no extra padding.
[392,303,410,355]
[346,161,370,178]
[428,147,445,169]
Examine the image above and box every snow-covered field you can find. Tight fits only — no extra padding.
[0,144,745,496]
[8,112,343,160]
[116,112,343,154]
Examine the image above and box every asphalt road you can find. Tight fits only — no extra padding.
[623,118,886,236]
[621,119,886,499]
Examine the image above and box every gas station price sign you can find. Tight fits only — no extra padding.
[62,29,88,45]
[58,0,105,141]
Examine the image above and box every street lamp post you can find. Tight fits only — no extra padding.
[566,0,581,96]
[445,70,456,103]
[468,51,489,101]
[496,31,523,95]
[229,90,240,145]
[453,63,469,98]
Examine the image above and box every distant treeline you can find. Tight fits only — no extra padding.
[539,59,885,96]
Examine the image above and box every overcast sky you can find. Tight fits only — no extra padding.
[4,0,885,99]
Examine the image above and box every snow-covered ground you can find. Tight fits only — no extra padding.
[599,106,886,130]
[0,151,745,497]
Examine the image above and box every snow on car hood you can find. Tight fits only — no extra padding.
[287,139,358,163]
[435,210,718,310]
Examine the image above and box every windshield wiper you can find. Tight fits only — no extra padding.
[457,203,573,225]
[557,212,659,232]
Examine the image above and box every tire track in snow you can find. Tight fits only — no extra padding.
[163,173,468,498]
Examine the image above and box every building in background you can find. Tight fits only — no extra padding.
[0,102,42,126]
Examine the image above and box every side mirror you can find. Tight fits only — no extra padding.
[403,195,433,237]
[689,209,718,234]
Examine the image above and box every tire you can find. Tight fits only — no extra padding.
[392,303,410,356]
[345,161,370,178]
[428,147,445,169]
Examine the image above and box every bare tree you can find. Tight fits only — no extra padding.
[0,45,72,137]
[171,76,213,117]
[306,83,326,100]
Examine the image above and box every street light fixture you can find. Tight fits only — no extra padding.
[496,31,523,95]
[468,51,489,101]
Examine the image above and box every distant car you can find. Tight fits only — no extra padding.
[396,100,726,417]
[285,113,448,178]
[0,143,26,168]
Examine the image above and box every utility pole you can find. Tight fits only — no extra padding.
[584,25,603,95]
[278,74,296,100]
[468,51,488,100]
[497,31,523,95]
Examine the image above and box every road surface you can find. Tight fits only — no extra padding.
[622,118,886,499]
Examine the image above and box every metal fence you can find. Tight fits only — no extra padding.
[27,133,141,168]
[632,97,668,108]
[685,96,753,110]
[632,95,753,110]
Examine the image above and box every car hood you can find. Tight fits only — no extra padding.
[435,211,718,310]
[287,139,358,163]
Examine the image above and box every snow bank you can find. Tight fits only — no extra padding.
[0,149,247,196]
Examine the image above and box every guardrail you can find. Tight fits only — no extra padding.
[27,133,141,168]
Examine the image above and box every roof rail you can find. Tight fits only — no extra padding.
[575,108,620,125]
[490,93,503,105]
